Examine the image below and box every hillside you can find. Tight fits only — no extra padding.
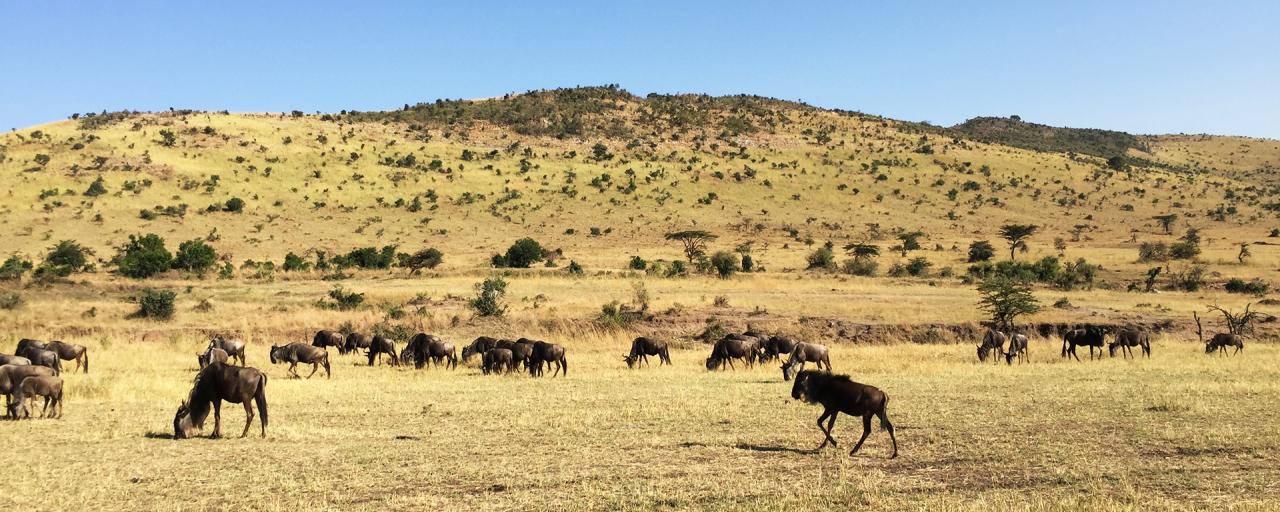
[1,87,1277,284]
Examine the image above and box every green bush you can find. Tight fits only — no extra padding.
[842,258,878,276]
[171,239,217,274]
[567,260,584,275]
[1170,265,1207,292]
[0,256,33,281]
[1138,242,1169,262]
[806,247,836,271]
[740,254,754,272]
[83,176,108,197]
[224,197,246,213]
[117,234,172,279]
[398,248,443,274]
[629,256,647,270]
[967,241,995,262]
[1225,278,1269,296]
[494,238,545,268]
[43,240,94,276]
[335,245,397,269]
[904,257,932,277]
[132,288,176,320]
[282,252,310,272]
[326,286,365,310]
[469,277,508,317]
[710,251,739,279]
[0,291,23,310]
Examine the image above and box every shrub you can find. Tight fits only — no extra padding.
[495,238,545,268]
[904,257,933,277]
[398,248,443,274]
[469,277,508,317]
[0,291,23,310]
[740,254,754,272]
[1225,278,1269,296]
[43,240,94,276]
[667,260,688,277]
[567,260,584,275]
[171,239,217,274]
[806,247,836,271]
[598,300,632,328]
[336,245,397,269]
[117,234,172,279]
[0,256,33,281]
[1170,265,1207,292]
[132,288,176,320]
[629,256,647,271]
[224,197,246,213]
[282,252,310,272]
[841,258,878,276]
[326,286,365,310]
[710,251,739,279]
[83,176,108,197]
[967,241,995,262]
[218,261,234,279]
[1138,242,1169,262]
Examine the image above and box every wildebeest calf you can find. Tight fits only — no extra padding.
[482,348,514,375]
[791,370,898,458]
[0,364,55,418]
[8,375,63,419]
[209,336,247,366]
[198,347,229,369]
[1004,334,1029,365]
[269,342,331,379]
[781,342,831,381]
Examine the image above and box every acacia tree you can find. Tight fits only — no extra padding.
[999,224,1038,260]
[844,242,880,261]
[1152,214,1178,234]
[1237,243,1251,264]
[665,230,717,263]
[891,231,924,257]
[977,277,1041,332]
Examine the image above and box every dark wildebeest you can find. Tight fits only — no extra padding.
[8,375,63,419]
[482,348,514,375]
[623,336,671,368]
[1,364,55,418]
[1004,333,1029,365]
[705,335,760,371]
[19,348,60,376]
[529,340,567,377]
[198,347,229,369]
[977,329,1006,363]
[45,341,89,373]
[344,333,373,355]
[367,335,398,366]
[500,339,535,371]
[1109,327,1151,359]
[781,342,832,381]
[791,370,897,458]
[269,343,331,379]
[15,339,46,355]
[1061,327,1106,361]
[173,362,268,439]
[0,354,30,366]
[406,333,458,370]
[209,336,247,366]
[761,335,800,363]
[312,330,346,355]
[461,336,499,362]
[1204,333,1244,356]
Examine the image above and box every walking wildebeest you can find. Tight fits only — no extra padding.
[173,362,268,439]
[367,335,398,366]
[623,336,671,368]
[198,347,229,369]
[760,335,800,363]
[45,341,89,373]
[1003,333,1029,365]
[705,335,760,371]
[0,364,56,418]
[977,329,1006,363]
[1109,327,1151,359]
[791,370,898,458]
[406,333,458,370]
[269,343,331,379]
[482,348,514,375]
[312,330,345,354]
[1204,333,1244,355]
[209,335,247,366]
[461,336,499,362]
[344,333,373,355]
[18,348,60,376]
[529,340,567,377]
[781,342,832,381]
[8,375,63,419]
[1061,327,1106,361]
[0,354,30,366]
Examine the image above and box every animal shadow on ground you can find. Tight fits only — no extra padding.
[734,443,818,455]
[144,431,175,440]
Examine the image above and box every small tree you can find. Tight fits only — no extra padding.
[282,252,309,272]
[977,277,1041,332]
[224,197,246,213]
[42,240,94,277]
[1237,243,1251,264]
[117,234,172,279]
[0,256,33,281]
[171,239,217,275]
[131,288,176,320]
[628,256,647,270]
[892,231,924,257]
[497,238,544,268]
[469,277,508,317]
[999,224,1038,260]
[967,241,995,262]
[665,230,718,263]
[1171,228,1201,260]
[1208,303,1261,336]
[400,248,444,274]
[1152,214,1178,234]
[84,176,108,197]
[806,246,836,271]
[710,251,739,278]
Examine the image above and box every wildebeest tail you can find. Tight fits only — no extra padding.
[878,394,892,431]
[323,353,332,378]
[1060,338,1068,358]
[83,351,89,373]
[255,373,269,434]
[561,355,567,376]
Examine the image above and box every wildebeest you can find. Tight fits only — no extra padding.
[1204,333,1244,356]
[312,330,345,354]
[705,335,760,371]
[1061,327,1106,361]
[791,370,897,458]
[623,336,671,368]
[781,342,832,381]
[198,347,229,369]
[760,335,800,363]
[0,354,30,366]
[977,329,1006,363]
[406,333,458,370]
[8,375,63,419]
[1003,333,1029,364]
[18,348,60,376]
[45,341,89,373]
[209,335,247,366]
[15,339,46,354]
[529,340,567,377]
[344,333,373,355]
[500,339,535,371]
[482,348,514,375]
[367,335,398,366]
[0,364,55,417]
[461,336,499,361]
[1109,327,1151,359]
[173,362,268,439]
[269,342,331,379]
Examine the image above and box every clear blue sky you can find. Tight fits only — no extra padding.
[2,1,1278,137]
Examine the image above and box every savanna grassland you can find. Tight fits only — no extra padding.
[1,87,1279,510]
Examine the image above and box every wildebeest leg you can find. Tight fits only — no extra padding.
[878,408,898,458]
[211,401,223,438]
[850,414,873,456]
[815,409,838,449]
[240,401,254,438]
[306,362,319,379]
[288,362,300,379]
[1070,344,1081,362]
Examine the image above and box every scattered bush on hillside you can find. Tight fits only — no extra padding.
[130,289,176,320]
[492,238,545,268]
[0,256,33,281]
[1225,278,1269,296]
[116,234,172,279]
[710,251,739,279]
[469,277,508,317]
[171,239,217,275]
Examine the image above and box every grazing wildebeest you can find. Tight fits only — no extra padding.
[0,354,30,366]
[482,348,514,375]
[977,329,1006,363]
[344,333,373,355]
[1003,333,1029,365]
[623,336,671,368]
[1061,327,1106,361]
[312,330,346,354]
[705,335,760,371]
[45,341,89,373]
[269,343,331,379]
[461,336,499,362]
[8,375,63,419]
[0,364,55,417]
[1204,333,1244,356]
[760,335,800,363]
[406,333,458,370]
[1109,327,1151,359]
[173,362,268,439]
[366,335,398,366]
[19,348,61,376]
[198,347,229,369]
[15,339,47,354]
[209,335,247,366]
[529,340,567,377]
[499,339,535,371]
[791,370,897,457]
[781,342,832,381]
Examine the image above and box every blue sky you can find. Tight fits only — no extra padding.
[2,1,1278,137]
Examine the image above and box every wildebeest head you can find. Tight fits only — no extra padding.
[622,355,636,369]
[790,371,813,402]
[976,345,989,362]
[173,401,193,439]
[1204,342,1216,354]
[704,356,719,371]
[1108,343,1119,357]
[781,360,798,381]
[1004,351,1016,365]
[269,345,280,364]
